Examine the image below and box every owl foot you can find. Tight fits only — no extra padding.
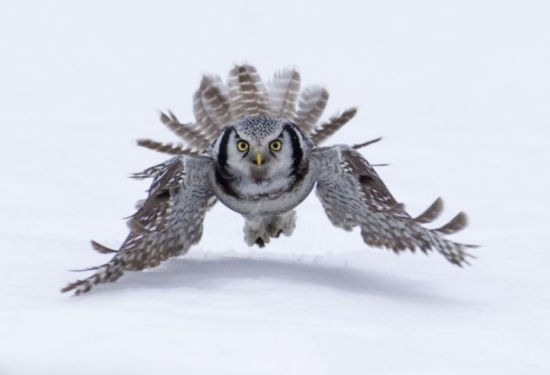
[244,219,271,247]
[266,210,296,238]
[244,211,296,247]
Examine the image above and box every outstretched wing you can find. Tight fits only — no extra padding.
[312,146,475,265]
[62,155,215,295]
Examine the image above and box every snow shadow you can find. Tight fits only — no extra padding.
[93,254,461,304]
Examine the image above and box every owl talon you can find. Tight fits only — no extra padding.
[266,211,296,238]
[244,212,297,247]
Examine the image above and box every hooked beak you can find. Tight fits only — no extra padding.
[255,152,262,167]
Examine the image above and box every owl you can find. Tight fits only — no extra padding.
[62,64,475,295]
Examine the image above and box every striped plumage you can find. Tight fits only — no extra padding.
[139,64,357,156]
[62,64,475,296]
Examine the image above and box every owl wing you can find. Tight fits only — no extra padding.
[312,146,475,265]
[62,155,215,295]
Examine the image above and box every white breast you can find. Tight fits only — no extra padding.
[208,167,318,217]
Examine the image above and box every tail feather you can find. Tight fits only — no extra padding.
[199,75,232,134]
[193,75,232,143]
[227,64,271,120]
[159,111,210,150]
[267,67,301,120]
[294,85,329,134]
[312,107,357,144]
[137,139,200,156]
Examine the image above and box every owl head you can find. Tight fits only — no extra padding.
[211,116,310,185]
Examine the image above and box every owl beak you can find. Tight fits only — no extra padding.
[255,152,262,167]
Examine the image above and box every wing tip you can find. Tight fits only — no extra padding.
[414,197,444,224]
[352,136,383,150]
[436,211,469,235]
[91,240,118,254]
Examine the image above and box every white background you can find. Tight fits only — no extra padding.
[1,1,549,374]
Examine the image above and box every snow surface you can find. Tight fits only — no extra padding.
[1,1,550,374]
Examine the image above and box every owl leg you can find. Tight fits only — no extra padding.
[266,210,296,238]
[243,218,271,247]
[243,211,296,248]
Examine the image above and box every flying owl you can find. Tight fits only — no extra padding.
[62,64,475,295]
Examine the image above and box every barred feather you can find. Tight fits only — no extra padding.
[64,64,477,297]
[294,86,329,134]
[194,75,232,143]
[90,240,117,254]
[436,212,468,235]
[130,159,177,180]
[137,139,201,156]
[313,146,476,266]
[199,75,232,131]
[312,107,357,144]
[414,197,444,224]
[159,110,210,150]
[62,157,214,295]
[227,64,270,120]
[267,68,301,120]
[127,157,185,233]
[62,259,126,295]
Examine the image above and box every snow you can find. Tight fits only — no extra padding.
[1,0,550,374]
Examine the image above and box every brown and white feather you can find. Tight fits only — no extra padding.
[198,75,232,135]
[227,64,271,120]
[311,107,357,144]
[293,85,329,134]
[159,110,211,150]
[313,146,475,266]
[62,156,215,295]
[414,197,444,224]
[137,139,201,156]
[193,75,232,143]
[267,68,301,120]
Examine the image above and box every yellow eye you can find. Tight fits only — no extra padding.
[236,140,249,152]
[270,140,283,151]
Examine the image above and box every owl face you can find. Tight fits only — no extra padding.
[211,116,309,196]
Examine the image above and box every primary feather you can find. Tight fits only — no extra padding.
[62,156,214,295]
[313,146,475,265]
